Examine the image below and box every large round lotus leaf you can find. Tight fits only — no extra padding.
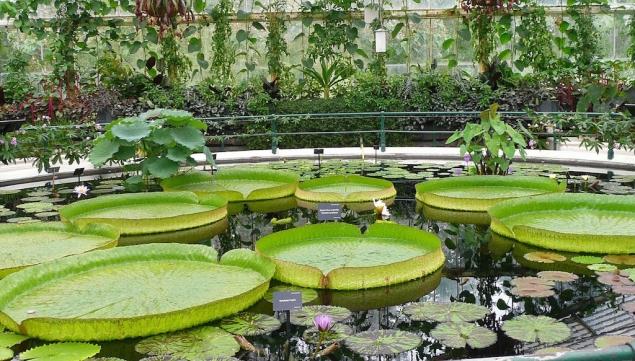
[403,302,488,323]
[302,323,353,344]
[59,191,227,243]
[502,315,571,344]
[135,326,239,361]
[0,245,275,341]
[219,312,281,336]
[264,285,318,303]
[430,322,497,349]
[594,335,635,349]
[0,223,119,278]
[19,343,100,361]
[489,194,635,254]
[0,331,29,347]
[416,176,565,212]
[344,330,422,356]
[161,169,299,202]
[0,347,12,361]
[256,222,445,290]
[295,175,396,204]
[289,305,351,326]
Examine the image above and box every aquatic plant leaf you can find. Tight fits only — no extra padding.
[403,302,488,323]
[430,322,497,349]
[510,285,555,298]
[612,285,635,295]
[502,315,571,344]
[20,342,100,361]
[416,176,565,212]
[594,335,635,349]
[295,175,396,204]
[0,245,274,341]
[0,222,118,277]
[256,222,445,290]
[344,330,422,356]
[588,264,617,272]
[604,255,635,265]
[524,252,566,263]
[219,312,281,336]
[596,272,633,287]
[161,169,299,202]
[536,271,578,282]
[489,194,635,254]
[533,347,572,355]
[303,323,353,344]
[0,331,29,347]
[264,285,318,303]
[135,326,239,360]
[86,358,127,361]
[621,302,635,313]
[290,305,351,326]
[140,357,239,361]
[571,256,605,264]
[511,277,555,287]
[0,347,12,361]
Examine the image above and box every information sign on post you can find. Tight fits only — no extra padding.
[317,203,342,221]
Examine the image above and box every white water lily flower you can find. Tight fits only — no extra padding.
[73,185,89,198]
[373,199,391,220]
[381,206,391,220]
[581,175,589,181]
[548,174,557,180]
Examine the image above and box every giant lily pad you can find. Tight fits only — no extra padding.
[256,222,445,290]
[289,305,351,326]
[0,223,118,278]
[264,285,318,303]
[219,312,281,336]
[502,315,571,344]
[161,169,299,204]
[0,245,275,341]
[295,175,396,211]
[416,176,565,213]
[59,191,228,245]
[135,326,239,360]
[403,302,488,323]
[489,194,635,254]
[344,330,422,356]
[430,322,497,349]
[19,343,100,361]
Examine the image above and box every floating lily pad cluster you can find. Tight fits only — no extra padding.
[510,271,577,298]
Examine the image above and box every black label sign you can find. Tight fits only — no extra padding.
[318,203,342,221]
[272,291,303,312]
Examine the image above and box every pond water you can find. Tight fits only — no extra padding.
[1,160,635,360]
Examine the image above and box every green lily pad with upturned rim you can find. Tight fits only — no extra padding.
[489,194,635,254]
[416,176,565,212]
[344,330,422,356]
[502,315,571,344]
[264,285,318,303]
[302,323,353,344]
[289,305,351,327]
[135,326,239,361]
[19,342,100,361]
[430,322,497,349]
[403,302,488,323]
[256,222,445,290]
[295,175,396,206]
[59,191,228,245]
[0,245,275,341]
[219,312,281,336]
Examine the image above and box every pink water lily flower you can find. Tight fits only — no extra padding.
[313,314,333,332]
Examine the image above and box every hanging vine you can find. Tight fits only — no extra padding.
[210,0,234,83]
[265,0,289,80]
[515,0,555,73]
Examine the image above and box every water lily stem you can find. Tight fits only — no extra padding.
[234,335,259,354]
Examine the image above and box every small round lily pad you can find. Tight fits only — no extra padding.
[19,343,101,361]
[571,256,604,265]
[290,305,352,327]
[596,273,633,287]
[594,335,635,349]
[430,322,497,349]
[264,285,318,304]
[511,277,555,288]
[219,312,281,336]
[403,302,488,323]
[502,315,571,344]
[303,323,353,344]
[537,271,579,282]
[344,330,422,356]
[0,347,13,361]
[0,331,30,347]
[511,285,555,298]
[588,264,617,272]
[135,326,239,360]
[524,251,566,263]
[604,255,635,266]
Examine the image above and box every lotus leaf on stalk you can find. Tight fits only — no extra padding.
[219,312,281,336]
[430,322,497,349]
[290,306,351,327]
[344,330,422,356]
[135,326,239,361]
[403,302,488,323]
[0,245,275,341]
[19,343,101,361]
[256,222,445,290]
[502,315,571,344]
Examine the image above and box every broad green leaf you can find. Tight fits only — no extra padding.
[188,37,202,53]
[571,256,604,264]
[392,22,404,38]
[236,30,248,42]
[150,128,173,145]
[442,38,455,51]
[136,326,239,360]
[344,330,421,356]
[89,138,120,166]
[20,343,100,361]
[403,302,488,323]
[111,120,152,142]
[502,315,571,344]
[169,128,205,150]
[166,146,192,163]
[219,312,281,336]
[431,322,497,349]
[0,347,12,361]
[145,157,179,178]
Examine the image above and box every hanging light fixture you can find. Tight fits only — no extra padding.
[375,28,387,53]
